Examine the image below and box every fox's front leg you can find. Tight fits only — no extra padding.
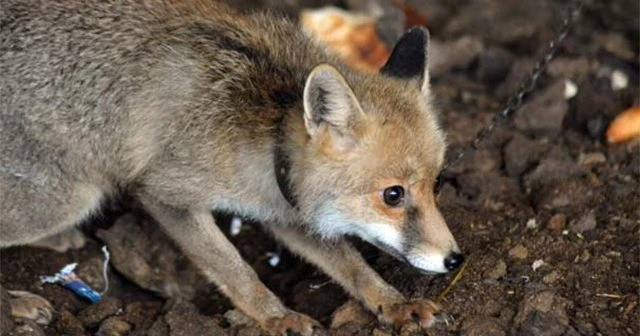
[138,197,320,336]
[267,225,442,329]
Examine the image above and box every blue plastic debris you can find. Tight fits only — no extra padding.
[40,263,102,303]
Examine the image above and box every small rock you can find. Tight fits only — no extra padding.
[54,310,85,336]
[430,36,484,78]
[577,152,607,166]
[535,179,594,211]
[542,271,561,284]
[484,260,508,280]
[330,300,373,329]
[525,145,584,191]
[123,301,162,332]
[476,47,514,85]
[570,77,621,138]
[480,299,504,317]
[531,260,545,271]
[564,79,578,99]
[147,318,169,336]
[444,0,553,44]
[11,321,45,336]
[569,212,597,233]
[546,214,567,231]
[456,171,521,203]
[372,329,392,336]
[574,249,591,263]
[525,218,538,229]
[514,291,572,326]
[462,316,506,336]
[497,58,535,100]
[610,69,629,91]
[1,286,15,332]
[77,297,122,328]
[518,310,566,336]
[165,300,226,335]
[514,81,568,137]
[508,245,528,260]
[503,134,548,177]
[96,317,132,336]
[593,32,635,61]
[546,57,596,81]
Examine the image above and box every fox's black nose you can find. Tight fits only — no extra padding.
[444,252,464,271]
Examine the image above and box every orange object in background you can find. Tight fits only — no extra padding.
[301,7,391,73]
[606,106,640,144]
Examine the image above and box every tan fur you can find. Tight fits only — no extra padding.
[0,1,460,334]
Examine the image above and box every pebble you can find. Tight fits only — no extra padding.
[54,309,85,336]
[96,317,131,336]
[443,0,552,44]
[484,260,507,280]
[593,32,635,61]
[476,47,514,84]
[546,214,567,231]
[11,321,45,336]
[569,212,597,233]
[564,79,578,99]
[372,329,392,336]
[503,134,547,177]
[535,179,594,211]
[531,260,545,272]
[77,297,122,328]
[518,310,567,336]
[577,152,606,166]
[546,57,595,81]
[165,300,227,335]
[508,245,529,260]
[610,69,629,91]
[514,291,572,326]
[571,77,620,138]
[430,36,484,78]
[525,218,538,229]
[542,271,561,284]
[514,81,569,137]
[462,316,506,336]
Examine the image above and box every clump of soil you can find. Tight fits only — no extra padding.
[2,0,638,335]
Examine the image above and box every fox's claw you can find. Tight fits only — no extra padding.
[379,299,441,328]
[264,311,322,336]
[7,290,54,325]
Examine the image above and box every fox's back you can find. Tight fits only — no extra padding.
[0,0,320,181]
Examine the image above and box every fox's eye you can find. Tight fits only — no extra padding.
[382,186,405,207]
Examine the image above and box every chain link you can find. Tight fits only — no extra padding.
[443,0,585,172]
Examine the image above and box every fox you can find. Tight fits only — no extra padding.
[0,0,464,334]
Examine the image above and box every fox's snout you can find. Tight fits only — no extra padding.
[353,206,463,274]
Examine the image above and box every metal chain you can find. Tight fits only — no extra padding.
[442,0,585,172]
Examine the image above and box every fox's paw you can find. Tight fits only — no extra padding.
[378,299,443,328]
[7,290,54,325]
[264,311,322,336]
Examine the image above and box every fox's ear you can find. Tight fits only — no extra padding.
[303,64,364,149]
[380,26,430,93]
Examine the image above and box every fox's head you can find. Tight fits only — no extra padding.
[288,27,462,274]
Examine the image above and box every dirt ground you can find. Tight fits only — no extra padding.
[1,0,638,335]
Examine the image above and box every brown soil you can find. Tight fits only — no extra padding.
[1,0,638,335]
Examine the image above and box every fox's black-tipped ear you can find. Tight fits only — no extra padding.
[380,26,430,91]
[303,64,364,146]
